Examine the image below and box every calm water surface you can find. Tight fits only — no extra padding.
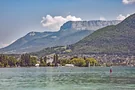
[0,67,135,90]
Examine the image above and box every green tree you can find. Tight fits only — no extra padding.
[8,56,17,67]
[58,58,71,66]
[40,57,46,66]
[0,62,4,67]
[20,54,31,66]
[70,58,86,67]
[30,57,37,66]
[0,54,8,67]
[53,54,58,66]
[0,54,18,67]
[20,54,25,66]
[44,56,47,63]
[85,58,98,66]
[16,60,21,67]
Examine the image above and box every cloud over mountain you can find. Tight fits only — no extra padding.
[41,15,82,31]
[116,14,130,20]
[122,0,135,4]
[99,17,106,20]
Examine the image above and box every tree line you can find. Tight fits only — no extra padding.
[0,54,98,67]
[0,54,38,67]
[58,57,98,67]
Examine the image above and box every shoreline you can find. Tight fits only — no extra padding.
[0,65,134,68]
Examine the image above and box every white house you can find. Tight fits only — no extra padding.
[65,64,74,67]
[35,64,39,67]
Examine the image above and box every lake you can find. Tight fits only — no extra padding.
[0,67,135,90]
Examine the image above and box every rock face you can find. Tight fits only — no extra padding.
[72,14,135,55]
[0,20,120,54]
[60,20,120,31]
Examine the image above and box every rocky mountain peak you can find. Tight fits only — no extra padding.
[60,20,121,31]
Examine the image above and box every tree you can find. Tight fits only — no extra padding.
[70,58,86,67]
[53,54,58,66]
[8,56,17,67]
[30,57,37,66]
[20,54,31,66]
[85,58,98,66]
[16,60,21,67]
[0,54,8,67]
[58,58,71,66]
[20,54,25,66]
[40,57,46,66]
[44,56,47,63]
[0,54,18,67]
[0,62,4,67]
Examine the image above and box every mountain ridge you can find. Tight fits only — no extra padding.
[60,20,120,31]
[72,13,135,54]
[0,20,120,54]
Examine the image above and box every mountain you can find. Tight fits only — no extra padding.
[0,20,120,54]
[72,13,135,55]
[60,20,120,31]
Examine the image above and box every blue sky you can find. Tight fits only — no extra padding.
[0,0,135,48]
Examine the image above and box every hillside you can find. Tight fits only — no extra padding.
[0,20,120,54]
[72,13,135,54]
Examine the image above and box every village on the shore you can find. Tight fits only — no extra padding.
[0,53,135,67]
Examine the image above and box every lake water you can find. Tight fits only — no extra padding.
[0,67,135,90]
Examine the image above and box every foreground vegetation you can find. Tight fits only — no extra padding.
[58,57,98,67]
[0,54,37,67]
[0,54,98,67]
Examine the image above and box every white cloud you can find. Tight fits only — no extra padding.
[41,15,82,31]
[116,14,130,21]
[122,0,135,4]
[99,17,106,20]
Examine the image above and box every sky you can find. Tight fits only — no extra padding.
[0,0,135,48]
